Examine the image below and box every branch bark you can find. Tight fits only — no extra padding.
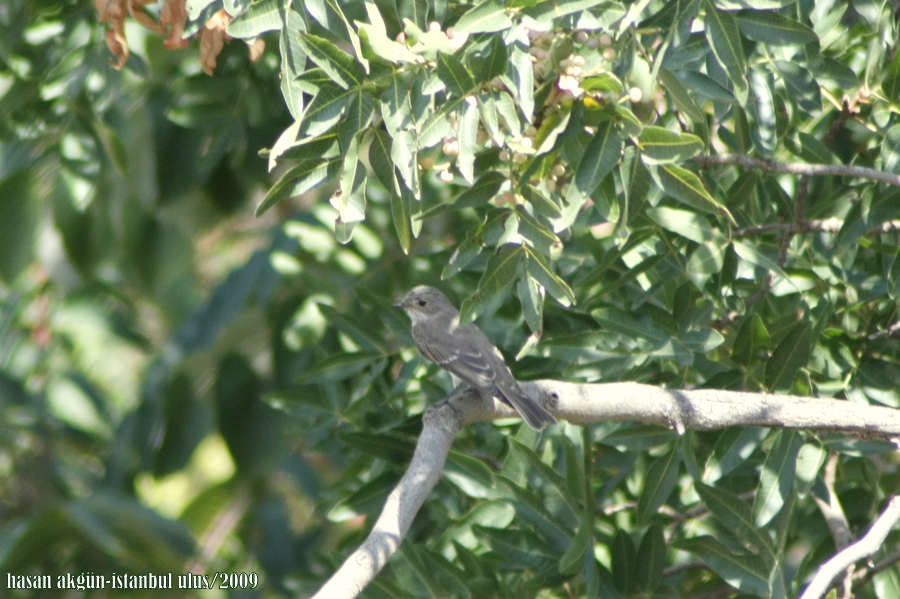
[692,154,900,187]
[799,496,900,599]
[311,382,900,599]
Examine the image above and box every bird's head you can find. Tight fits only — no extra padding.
[393,285,456,324]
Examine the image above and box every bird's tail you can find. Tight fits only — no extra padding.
[498,384,557,430]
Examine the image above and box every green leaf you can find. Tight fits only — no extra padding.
[795,443,826,497]
[453,170,506,208]
[339,90,374,151]
[672,69,736,103]
[470,34,509,83]
[524,247,575,306]
[517,273,543,333]
[392,183,414,253]
[0,171,38,284]
[637,447,680,525]
[753,430,803,527]
[732,241,788,279]
[279,9,307,119]
[747,67,776,156]
[635,525,667,592]
[784,131,837,164]
[567,120,622,205]
[677,328,724,352]
[649,164,734,221]
[520,184,561,218]
[418,101,457,149]
[333,140,367,242]
[673,537,770,596]
[399,0,428,30]
[696,483,776,565]
[889,248,900,299]
[340,431,415,461]
[299,352,384,383]
[732,313,770,366]
[381,75,413,136]
[367,127,395,192]
[459,245,524,324]
[356,1,418,64]
[437,52,476,97]
[296,33,366,89]
[703,428,768,483]
[504,44,535,120]
[764,321,813,391]
[773,61,821,113]
[475,525,560,569]
[302,84,353,138]
[559,508,593,575]
[454,0,512,34]
[611,529,637,595]
[443,234,483,279]
[638,126,704,164]
[457,99,479,183]
[256,156,341,216]
[647,206,726,244]
[735,10,818,45]
[478,93,503,146]
[523,0,608,22]
[882,124,900,175]
[517,210,562,258]
[391,130,420,199]
[591,307,668,342]
[494,89,522,138]
[703,1,748,105]
[883,44,900,107]
[659,68,704,122]
[226,0,281,38]
[304,0,368,71]
[317,304,386,353]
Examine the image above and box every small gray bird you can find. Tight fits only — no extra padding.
[394,285,556,430]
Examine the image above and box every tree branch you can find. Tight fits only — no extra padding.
[692,154,900,187]
[312,382,900,599]
[799,496,900,599]
[310,398,464,599]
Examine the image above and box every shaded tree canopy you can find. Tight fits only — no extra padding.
[2,0,900,598]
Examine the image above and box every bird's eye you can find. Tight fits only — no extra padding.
[418,299,427,307]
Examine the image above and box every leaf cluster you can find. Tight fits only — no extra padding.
[2,0,900,597]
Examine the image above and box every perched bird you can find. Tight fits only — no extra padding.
[394,285,557,430]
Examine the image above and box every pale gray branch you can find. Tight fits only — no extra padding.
[693,154,900,187]
[310,398,464,599]
[311,382,900,599]
[799,496,900,599]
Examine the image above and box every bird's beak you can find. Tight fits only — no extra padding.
[392,301,404,309]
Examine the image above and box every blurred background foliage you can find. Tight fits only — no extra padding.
[2,0,900,597]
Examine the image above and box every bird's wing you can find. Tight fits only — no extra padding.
[413,328,497,389]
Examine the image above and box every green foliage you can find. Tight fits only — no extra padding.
[3,0,900,597]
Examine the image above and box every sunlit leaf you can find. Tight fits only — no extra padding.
[454,0,512,34]
[297,33,366,89]
[753,430,803,527]
[703,1,748,105]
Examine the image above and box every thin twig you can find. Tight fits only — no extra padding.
[852,548,900,588]
[692,154,900,187]
[799,496,900,599]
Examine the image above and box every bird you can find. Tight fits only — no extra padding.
[394,285,557,430]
